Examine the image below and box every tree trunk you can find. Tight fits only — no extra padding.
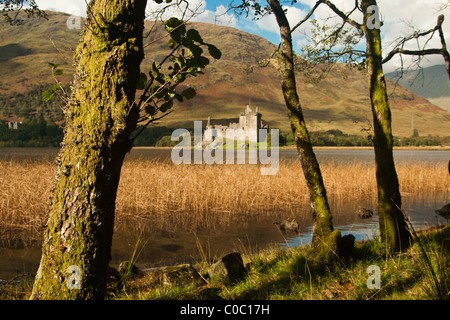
[361,0,411,252]
[30,0,147,299]
[268,0,337,254]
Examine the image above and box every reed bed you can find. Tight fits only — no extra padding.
[0,160,54,246]
[0,157,448,245]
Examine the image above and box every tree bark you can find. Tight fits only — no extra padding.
[267,0,336,254]
[361,0,411,252]
[30,0,147,299]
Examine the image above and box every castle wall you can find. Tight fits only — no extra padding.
[205,106,263,143]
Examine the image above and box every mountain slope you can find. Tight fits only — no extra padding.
[0,11,449,137]
[386,65,450,112]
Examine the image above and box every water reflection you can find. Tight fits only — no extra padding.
[107,193,448,273]
[283,194,448,248]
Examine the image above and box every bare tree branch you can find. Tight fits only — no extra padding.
[322,0,363,30]
[291,0,324,34]
[382,14,450,78]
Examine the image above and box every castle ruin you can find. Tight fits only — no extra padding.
[203,105,269,144]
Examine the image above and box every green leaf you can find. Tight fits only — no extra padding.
[47,62,60,70]
[152,61,161,71]
[175,93,184,102]
[194,56,210,68]
[186,44,203,58]
[136,72,147,90]
[187,66,201,76]
[51,83,61,91]
[207,44,221,60]
[159,100,173,113]
[182,87,196,100]
[53,69,63,76]
[186,29,203,43]
[149,62,164,84]
[165,17,183,30]
[42,89,55,102]
[145,104,156,115]
[165,17,185,42]
[154,87,169,99]
[168,38,177,49]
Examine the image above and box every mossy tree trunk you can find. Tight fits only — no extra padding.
[361,0,411,252]
[30,0,147,299]
[268,0,337,254]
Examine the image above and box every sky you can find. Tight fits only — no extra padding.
[33,0,450,72]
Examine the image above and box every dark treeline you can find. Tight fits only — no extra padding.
[0,121,448,148]
[0,118,63,147]
[137,127,450,147]
[0,85,66,123]
[280,129,450,147]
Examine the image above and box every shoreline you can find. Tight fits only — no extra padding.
[1,145,449,152]
[130,145,450,151]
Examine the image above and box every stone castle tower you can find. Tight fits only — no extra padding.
[204,105,266,143]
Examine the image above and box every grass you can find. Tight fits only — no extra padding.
[107,225,449,300]
[0,157,448,246]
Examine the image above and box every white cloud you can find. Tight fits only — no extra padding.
[145,0,237,27]
[252,5,312,35]
[376,0,450,71]
[35,0,87,17]
[35,0,238,27]
[283,0,450,72]
[192,4,238,27]
[145,0,205,21]
[32,0,450,71]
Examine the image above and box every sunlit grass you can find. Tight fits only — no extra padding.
[109,225,449,300]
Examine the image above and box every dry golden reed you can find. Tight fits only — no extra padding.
[0,157,448,243]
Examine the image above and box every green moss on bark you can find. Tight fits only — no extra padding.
[30,0,147,300]
[268,0,335,254]
[361,0,411,253]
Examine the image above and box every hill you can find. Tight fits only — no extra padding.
[0,11,449,138]
[386,65,450,112]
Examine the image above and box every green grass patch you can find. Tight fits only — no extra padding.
[111,225,449,300]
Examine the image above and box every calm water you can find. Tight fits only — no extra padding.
[0,147,449,280]
[1,146,450,164]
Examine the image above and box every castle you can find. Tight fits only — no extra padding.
[203,105,268,143]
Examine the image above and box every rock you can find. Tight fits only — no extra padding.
[274,219,300,233]
[435,203,450,222]
[107,267,121,281]
[337,234,356,261]
[106,267,123,294]
[199,287,223,300]
[161,264,206,287]
[357,208,374,219]
[118,261,140,277]
[208,252,247,283]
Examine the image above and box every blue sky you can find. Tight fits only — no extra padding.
[33,0,450,72]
